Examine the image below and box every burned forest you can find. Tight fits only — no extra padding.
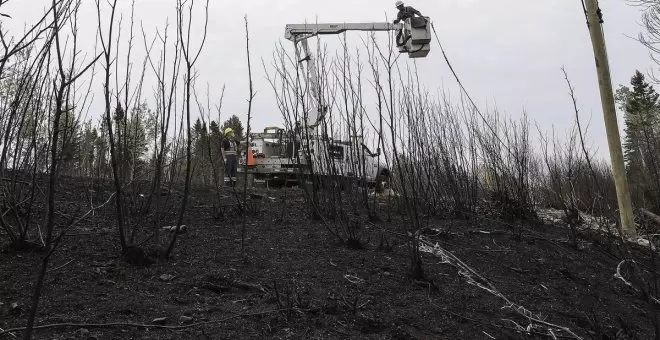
[2,1,660,339]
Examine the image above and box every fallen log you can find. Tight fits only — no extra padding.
[640,208,660,226]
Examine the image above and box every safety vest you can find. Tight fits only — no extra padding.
[224,138,238,156]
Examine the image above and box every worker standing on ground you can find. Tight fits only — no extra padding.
[222,127,240,187]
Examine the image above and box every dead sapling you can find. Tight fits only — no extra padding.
[339,294,370,315]
[377,233,394,253]
[343,217,371,250]
[271,281,311,321]
[272,281,295,321]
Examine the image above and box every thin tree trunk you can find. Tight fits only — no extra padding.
[241,15,254,256]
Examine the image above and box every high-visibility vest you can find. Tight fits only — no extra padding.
[224,138,238,156]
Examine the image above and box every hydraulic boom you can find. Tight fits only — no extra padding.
[285,22,401,41]
[284,18,432,128]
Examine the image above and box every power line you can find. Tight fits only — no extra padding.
[429,23,515,159]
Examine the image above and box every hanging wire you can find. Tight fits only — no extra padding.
[581,0,589,25]
[429,22,515,158]
[579,0,611,74]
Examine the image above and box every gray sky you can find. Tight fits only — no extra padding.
[2,0,655,159]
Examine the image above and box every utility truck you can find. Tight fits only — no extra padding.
[239,16,432,188]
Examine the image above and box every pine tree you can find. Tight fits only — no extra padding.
[209,120,221,148]
[220,115,244,140]
[95,118,109,179]
[192,118,209,184]
[127,105,149,171]
[57,108,82,175]
[80,122,99,177]
[616,70,660,209]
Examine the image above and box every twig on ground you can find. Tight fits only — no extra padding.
[0,309,284,335]
[36,223,44,246]
[343,274,364,284]
[435,238,514,253]
[63,231,113,237]
[430,299,573,339]
[0,327,16,338]
[420,237,583,339]
[0,178,32,186]
[329,326,350,336]
[502,318,526,332]
[46,259,74,273]
[615,260,635,289]
[615,259,660,306]
[357,300,371,309]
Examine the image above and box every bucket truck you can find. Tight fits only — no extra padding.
[240,17,432,187]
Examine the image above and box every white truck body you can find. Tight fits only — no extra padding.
[239,126,388,185]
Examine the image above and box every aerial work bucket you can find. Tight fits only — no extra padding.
[397,17,431,58]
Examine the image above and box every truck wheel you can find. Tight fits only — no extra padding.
[375,168,390,193]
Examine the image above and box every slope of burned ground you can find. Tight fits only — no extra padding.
[0,176,656,339]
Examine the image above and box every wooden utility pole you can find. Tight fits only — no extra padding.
[584,0,636,237]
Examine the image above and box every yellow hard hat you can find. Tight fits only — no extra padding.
[224,127,233,134]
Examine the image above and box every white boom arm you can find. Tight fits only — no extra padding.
[285,23,401,41]
[296,39,323,127]
[285,19,431,128]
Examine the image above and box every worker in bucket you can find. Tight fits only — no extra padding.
[222,127,240,187]
[393,1,425,49]
[393,1,423,24]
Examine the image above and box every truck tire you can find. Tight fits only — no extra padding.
[375,168,390,193]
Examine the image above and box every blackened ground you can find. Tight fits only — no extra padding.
[0,176,657,339]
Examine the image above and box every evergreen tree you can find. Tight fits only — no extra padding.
[95,118,109,179]
[616,70,660,209]
[57,108,82,175]
[127,104,149,179]
[220,115,244,140]
[80,122,99,177]
[192,118,210,184]
[616,72,659,169]
[209,120,222,160]
[209,120,222,149]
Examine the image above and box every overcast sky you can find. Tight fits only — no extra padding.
[2,0,655,159]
